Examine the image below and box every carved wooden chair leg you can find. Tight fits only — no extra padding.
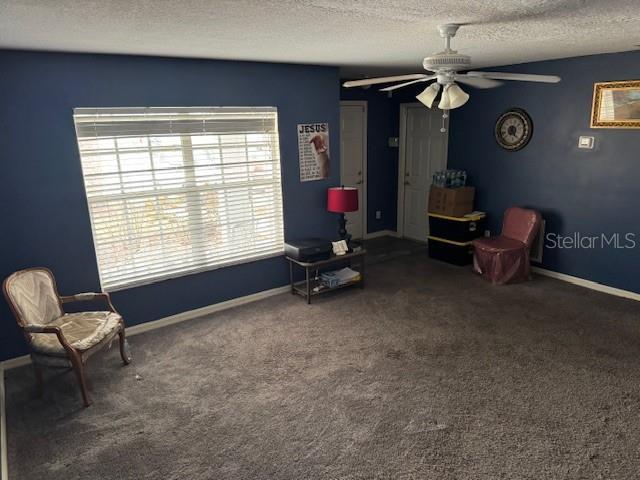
[33,363,44,397]
[69,351,92,407]
[118,325,131,365]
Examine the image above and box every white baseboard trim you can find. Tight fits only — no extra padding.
[0,356,29,371]
[126,285,290,336]
[1,365,7,480]
[532,267,640,302]
[364,229,400,239]
[0,284,291,372]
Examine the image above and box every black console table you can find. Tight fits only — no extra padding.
[286,250,366,304]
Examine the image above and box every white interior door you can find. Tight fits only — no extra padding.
[401,105,448,241]
[340,102,366,240]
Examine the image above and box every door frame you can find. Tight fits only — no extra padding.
[339,100,368,239]
[396,102,449,238]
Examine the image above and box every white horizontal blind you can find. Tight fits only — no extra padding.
[74,107,284,291]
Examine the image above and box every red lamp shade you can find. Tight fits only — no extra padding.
[327,187,358,213]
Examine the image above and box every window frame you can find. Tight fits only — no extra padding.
[73,107,285,292]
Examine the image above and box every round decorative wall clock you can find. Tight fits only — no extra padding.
[495,108,533,151]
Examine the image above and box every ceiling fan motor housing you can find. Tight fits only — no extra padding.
[423,52,471,73]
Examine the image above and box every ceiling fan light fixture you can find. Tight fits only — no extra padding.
[438,84,451,110]
[439,83,468,110]
[416,83,440,108]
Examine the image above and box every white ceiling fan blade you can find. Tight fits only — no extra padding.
[343,74,429,88]
[379,76,436,92]
[467,71,561,83]
[454,75,503,89]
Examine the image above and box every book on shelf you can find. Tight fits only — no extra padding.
[320,267,361,288]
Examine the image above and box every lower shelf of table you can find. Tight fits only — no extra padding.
[292,277,362,298]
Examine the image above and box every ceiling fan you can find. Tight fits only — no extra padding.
[343,24,561,110]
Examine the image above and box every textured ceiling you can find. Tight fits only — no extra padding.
[1,0,639,76]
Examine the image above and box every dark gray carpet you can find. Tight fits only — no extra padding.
[363,236,428,265]
[5,254,640,479]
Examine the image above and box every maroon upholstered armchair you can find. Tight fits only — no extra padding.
[472,207,542,285]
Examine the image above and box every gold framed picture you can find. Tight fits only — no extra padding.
[591,80,640,128]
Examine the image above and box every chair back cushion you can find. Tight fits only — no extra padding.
[501,207,542,248]
[3,269,63,326]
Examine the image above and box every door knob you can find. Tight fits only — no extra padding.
[356,180,363,185]
[404,181,410,185]
[357,171,362,176]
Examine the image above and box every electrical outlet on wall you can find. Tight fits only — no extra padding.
[376,211,382,220]
[484,229,491,237]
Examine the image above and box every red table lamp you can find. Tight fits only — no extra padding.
[327,186,359,242]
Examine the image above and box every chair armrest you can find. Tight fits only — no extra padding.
[60,292,116,312]
[23,325,75,353]
[61,292,105,302]
[23,324,60,334]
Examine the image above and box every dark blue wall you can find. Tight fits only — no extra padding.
[343,50,640,294]
[447,50,640,293]
[0,50,340,360]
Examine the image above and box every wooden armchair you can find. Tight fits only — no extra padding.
[3,267,131,407]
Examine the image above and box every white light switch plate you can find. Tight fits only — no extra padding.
[578,136,595,149]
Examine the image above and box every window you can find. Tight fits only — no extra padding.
[74,107,284,291]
